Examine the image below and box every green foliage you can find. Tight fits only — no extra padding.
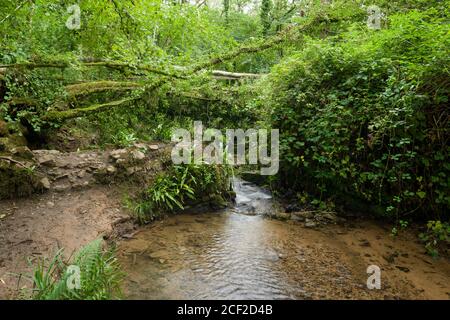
[29,239,124,300]
[112,130,137,148]
[1,69,68,132]
[130,163,232,224]
[260,8,449,219]
[0,1,236,65]
[92,105,195,146]
[0,160,42,200]
[391,220,409,237]
[419,221,450,257]
[0,1,239,136]
[260,0,273,36]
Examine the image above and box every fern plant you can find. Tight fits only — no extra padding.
[29,239,124,300]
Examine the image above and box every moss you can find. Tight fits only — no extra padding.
[0,133,28,153]
[7,97,38,107]
[0,126,42,199]
[0,161,43,200]
[66,81,142,98]
[7,133,27,147]
[0,137,9,152]
[10,146,34,160]
[43,98,136,122]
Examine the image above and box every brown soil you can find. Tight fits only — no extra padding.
[326,220,450,299]
[0,186,136,299]
[0,143,168,299]
[293,220,450,299]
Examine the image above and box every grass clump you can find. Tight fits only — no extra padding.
[128,163,233,224]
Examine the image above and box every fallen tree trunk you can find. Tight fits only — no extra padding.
[9,15,324,122]
[0,15,320,79]
[0,61,185,79]
[0,61,263,81]
[211,70,265,80]
[41,19,318,121]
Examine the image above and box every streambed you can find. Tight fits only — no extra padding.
[118,179,352,299]
[118,179,450,300]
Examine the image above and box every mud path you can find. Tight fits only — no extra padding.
[0,186,135,298]
[0,143,168,298]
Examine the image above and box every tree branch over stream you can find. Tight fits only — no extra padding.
[2,13,329,122]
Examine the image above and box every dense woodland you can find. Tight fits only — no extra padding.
[0,0,449,299]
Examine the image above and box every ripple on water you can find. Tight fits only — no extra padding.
[120,179,308,300]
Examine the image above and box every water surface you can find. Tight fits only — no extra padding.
[119,179,323,299]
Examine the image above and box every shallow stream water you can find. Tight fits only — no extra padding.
[119,178,331,299]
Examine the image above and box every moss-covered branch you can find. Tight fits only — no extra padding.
[0,61,185,79]
[12,14,325,124]
[0,15,319,82]
[188,17,319,74]
[42,98,137,122]
[65,81,143,97]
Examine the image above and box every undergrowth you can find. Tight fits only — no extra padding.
[27,239,124,300]
[127,163,233,224]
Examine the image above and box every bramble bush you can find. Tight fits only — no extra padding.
[259,9,449,221]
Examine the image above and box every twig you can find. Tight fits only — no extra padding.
[0,156,29,168]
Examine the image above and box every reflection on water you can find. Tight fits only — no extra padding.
[119,178,309,299]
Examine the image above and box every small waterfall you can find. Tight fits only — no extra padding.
[231,177,275,216]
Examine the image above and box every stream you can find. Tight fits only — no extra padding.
[119,178,324,299]
[117,178,450,300]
